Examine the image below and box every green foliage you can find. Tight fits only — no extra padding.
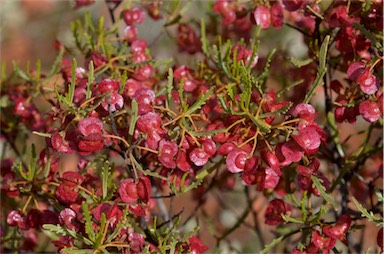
[303,35,330,104]
[311,175,337,209]
[351,197,382,225]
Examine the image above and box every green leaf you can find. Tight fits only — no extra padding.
[200,19,209,55]
[82,202,96,242]
[281,214,304,224]
[305,5,324,19]
[327,111,345,158]
[61,248,94,254]
[362,0,372,13]
[14,162,28,181]
[129,99,138,137]
[374,187,383,204]
[164,0,191,27]
[240,83,252,111]
[105,212,127,243]
[256,48,276,87]
[27,144,37,181]
[42,224,67,236]
[259,102,293,119]
[188,128,227,137]
[185,87,214,115]
[94,213,107,247]
[131,155,169,181]
[319,35,330,71]
[119,70,128,95]
[86,61,94,100]
[85,11,95,32]
[303,35,330,104]
[67,58,77,106]
[178,78,186,111]
[101,162,111,200]
[179,171,190,193]
[48,46,65,78]
[246,43,259,71]
[277,79,304,98]
[289,57,313,68]
[311,175,337,209]
[166,68,173,109]
[301,191,307,222]
[12,61,30,81]
[196,158,225,180]
[0,95,9,108]
[249,114,271,134]
[351,196,382,224]
[225,83,236,102]
[260,235,284,254]
[353,22,383,52]
[1,62,6,82]
[42,224,94,246]
[35,59,41,83]
[43,145,51,178]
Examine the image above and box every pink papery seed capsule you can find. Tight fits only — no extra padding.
[51,131,74,154]
[323,214,352,239]
[270,2,284,29]
[357,69,379,95]
[189,148,209,167]
[226,148,247,173]
[98,79,119,93]
[78,117,104,137]
[124,25,138,43]
[119,178,139,203]
[281,0,303,12]
[253,6,271,29]
[131,39,147,53]
[133,65,154,81]
[101,91,124,112]
[359,99,381,122]
[122,7,145,25]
